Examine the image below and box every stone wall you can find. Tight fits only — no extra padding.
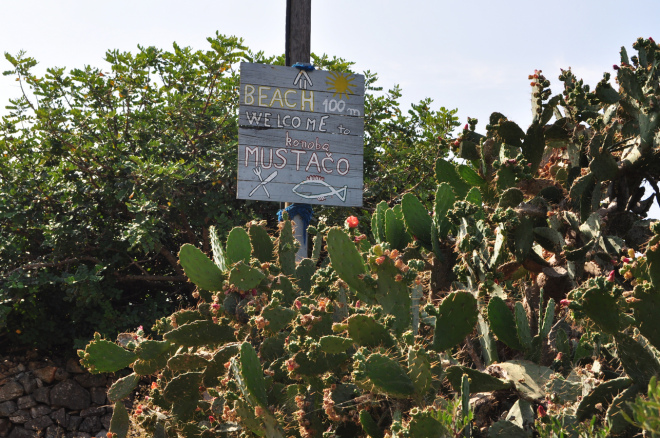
[0,354,114,438]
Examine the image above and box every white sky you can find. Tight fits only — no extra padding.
[1,0,659,217]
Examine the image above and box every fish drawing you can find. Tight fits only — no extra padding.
[292,178,347,202]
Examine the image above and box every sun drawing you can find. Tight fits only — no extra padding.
[326,72,355,100]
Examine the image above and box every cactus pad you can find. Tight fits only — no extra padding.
[365,353,415,398]
[79,338,137,373]
[240,342,268,407]
[488,296,524,351]
[229,261,265,290]
[164,320,235,347]
[401,193,433,248]
[163,371,203,421]
[347,314,395,348]
[445,366,513,394]
[107,373,140,402]
[575,376,632,421]
[226,226,252,265]
[359,410,384,438]
[178,243,225,291]
[319,335,354,354]
[167,353,210,371]
[109,401,130,438]
[249,223,274,263]
[432,291,478,352]
[327,227,368,291]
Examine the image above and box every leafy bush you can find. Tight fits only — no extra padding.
[0,35,457,350]
[80,38,660,438]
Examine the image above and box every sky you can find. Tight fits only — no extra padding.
[1,0,658,216]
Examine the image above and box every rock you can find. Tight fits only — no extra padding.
[66,415,82,431]
[73,375,106,389]
[0,401,17,417]
[8,410,29,424]
[89,388,105,406]
[100,414,111,430]
[95,431,108,438]
[79,407,104,418]
[0,382,23,403]
[53,369,69,382]
[7,426,33,438]
[24,415,53,431]
[15,396,35,411]
[0,418,10,437]
[65,360,85,375]
[50,408,67,426]
[17,376,36,395]
[71,433,92,438]
[44,425,62,438]
[33,367,58,385]
[78,416,100,433]
[50,381,90,410]
[32,387,50,404]
[30,404,51,418]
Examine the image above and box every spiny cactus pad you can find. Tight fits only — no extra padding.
[445,366,513,394]
[163,320,235,347]
[347,314,395,348]
[249,223,274,263]
[488,296,524,351]
[226,226,252,265]
[432,291,478,352]
[109,401,130,438]
[178,243,224,291]
[401,193,433,248]
[365,353,415,398]
[229,261,265,290]
[240,342,268,407]
[327,227,368,291]
[167,353,210,371]
[576,376,632,421]
[79,338,137,373]
[107,373,140,402]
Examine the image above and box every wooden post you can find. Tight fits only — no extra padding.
[285,0,311,261]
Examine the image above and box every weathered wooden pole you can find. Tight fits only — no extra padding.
[285,0,311,261]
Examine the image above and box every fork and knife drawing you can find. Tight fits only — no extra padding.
[249,167,278,198]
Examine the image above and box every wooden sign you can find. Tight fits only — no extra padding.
[237,62,364,207]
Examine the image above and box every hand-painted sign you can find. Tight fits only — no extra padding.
[237,62,364,206]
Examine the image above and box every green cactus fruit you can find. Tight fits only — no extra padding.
[385,205,408,251]
[249,223,274,263]
[372,201,387,243]
[167,353,210,371]
[407,347,432,396]
[445,366,513,394]
[109,401,130,438]
[226,226,252,265]
[409,409,448,438]
[326,227,368,291]
[401,193,433,249]
[178,243,225,291]
[319,335,354,354]
[295,258,316,294]
[163,320,235,347]
[631,284,660,350]
[209,225,227,271]
[514,302,533,350]
[434,183,456,238]
[359,410,384,438]
[575,376,632,421]
[202,343,240,387]
[432,291,478,352]
[278,219,296,276]
[163,371,203,421]
[135,340,172,361]
[365,353,415,398]
[435,158,470,199]
[606,383,641,436]
[579,284,622,335]
[229,261,265,290]
[347,314,395,348]
[107,373,140,402]
[261,300,295,333]
[239,342,268,407]
[615,333,660,386]
[496,360,553,401]
[498,188,524,209]
[80,337,137,373]
[489,420,527,438]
